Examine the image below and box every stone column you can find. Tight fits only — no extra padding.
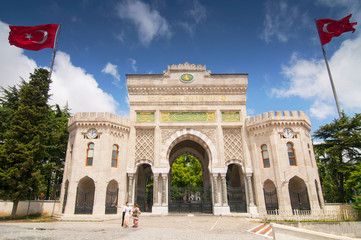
[127,174,134,203]
[161,174,167,205]
[220,174,228,206]
[246,174,255,205]
[213,174,219,205]
[153,173,159,206]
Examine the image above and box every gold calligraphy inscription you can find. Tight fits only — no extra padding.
[136,112,155,122]
[161,112,216,122]
[222,112,240,122]
[147,95,227,101]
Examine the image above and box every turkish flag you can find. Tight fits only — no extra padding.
[9,24,59,51]
[317,14,357,45]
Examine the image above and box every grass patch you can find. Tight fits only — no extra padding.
[0,214,57,222]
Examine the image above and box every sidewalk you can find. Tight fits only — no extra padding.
[0,215,267,240]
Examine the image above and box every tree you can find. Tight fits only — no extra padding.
[0,68,51,219]
[171,154,203,188]
[313,113,361,203]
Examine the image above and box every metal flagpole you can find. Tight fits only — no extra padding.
[315,19,343,119]
[321,46,343,119]
[49,24,62,80]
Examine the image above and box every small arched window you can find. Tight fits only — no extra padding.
[261,145,270,168]
[86,143,94,166]
[287,142,297,166]
[111,145,119,168]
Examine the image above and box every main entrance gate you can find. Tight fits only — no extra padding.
[168,140,212,213]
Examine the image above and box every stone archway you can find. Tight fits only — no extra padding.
[288,176,311,212]
[135,163,153,212]
[74,176,95,214]
[263,179,278,212]
[226,163,247,212]
[168,139,212,213]
[105,180,118,214]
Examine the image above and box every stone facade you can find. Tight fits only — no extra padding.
[59,63,324,219]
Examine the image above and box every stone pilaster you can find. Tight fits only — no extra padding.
[213,174,219,205]
[161,174,167,205]
[220,174,228,206]
[246,174,255,205]
[127,174,134,203]
[153,173,159,206]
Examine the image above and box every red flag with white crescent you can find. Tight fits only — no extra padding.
[316,14,357,45]
[8,24,59,51]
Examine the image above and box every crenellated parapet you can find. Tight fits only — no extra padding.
[246,111,311,132]
[68,112,130,132]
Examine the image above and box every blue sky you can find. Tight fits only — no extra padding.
[1,0,361,135]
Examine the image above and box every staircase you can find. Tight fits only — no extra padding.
[248,223,273,239]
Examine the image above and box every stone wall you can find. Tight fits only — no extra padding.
[0,200,60,217]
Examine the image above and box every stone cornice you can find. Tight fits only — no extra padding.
[129,101,246,106]
[128,86,247,95]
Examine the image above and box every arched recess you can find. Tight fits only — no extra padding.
[168,139,212,213]
[226,163,247,212]
[161,128,218,170]
[74,176,95,214]
[105,180,118,214]
[263,179,279,212]
[62,180,69,214]
[288,176,311,212]
[135,163,153,212]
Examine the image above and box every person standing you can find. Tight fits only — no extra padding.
[132,203,141,228]
[123,202,132,228]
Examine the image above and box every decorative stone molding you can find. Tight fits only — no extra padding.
[223,128,244,162]
[135,128,154,162]
[68,112,130,133]
[246,111,311,132]
[161,127,216,145]
[167,62,207,71]
[128,86,247,95]
[135,159,153,167]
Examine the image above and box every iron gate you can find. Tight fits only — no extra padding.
[289,188,311,212]
[105,188,118,214]
[264,188,279,211]
[74,187,95,214]
[169,186,212,213]
[137,187,153,212]
[227,186,247,212]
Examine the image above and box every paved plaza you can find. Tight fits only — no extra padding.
[0,215,268,240]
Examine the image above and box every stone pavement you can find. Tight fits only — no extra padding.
[0,215,269,240]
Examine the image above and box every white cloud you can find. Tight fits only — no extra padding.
[0,21,37,89]
[102,62,120,81]
[261,0,309,43]
[116,0,171,45]
[51,52,118,113]
[271,35,361,119]
[179,0,207,35]
[0,20,118,115]
[129,58,137,72]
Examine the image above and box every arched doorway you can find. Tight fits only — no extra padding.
[74,176,95,214]
[105,180,118,214]
[263,179,278,212]
[226,164,247,212]
[135,164,153,212]
[289,176,311,212]
[168,140,212,213]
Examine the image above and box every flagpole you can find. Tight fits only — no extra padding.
[49,24,61,80]
[315,19,343,119]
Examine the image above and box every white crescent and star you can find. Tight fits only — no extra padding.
[322,23,334,34]
[24,30,48,44]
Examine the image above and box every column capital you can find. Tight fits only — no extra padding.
[128,173,134,178]
[212,173,219,179]
[161,173,168,179]
[220,173,227,178]
[154,173,160,177]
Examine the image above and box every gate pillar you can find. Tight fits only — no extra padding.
[220,174,228,206]
[161,173,167,206]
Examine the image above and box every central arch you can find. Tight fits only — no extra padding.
[167,137,213,213]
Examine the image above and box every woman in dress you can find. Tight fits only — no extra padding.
[132,203,141,228]
[123,202,132,228]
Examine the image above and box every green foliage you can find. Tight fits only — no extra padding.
[0,68,70,218]
[171,154,203,188]
[313,113,361,204]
